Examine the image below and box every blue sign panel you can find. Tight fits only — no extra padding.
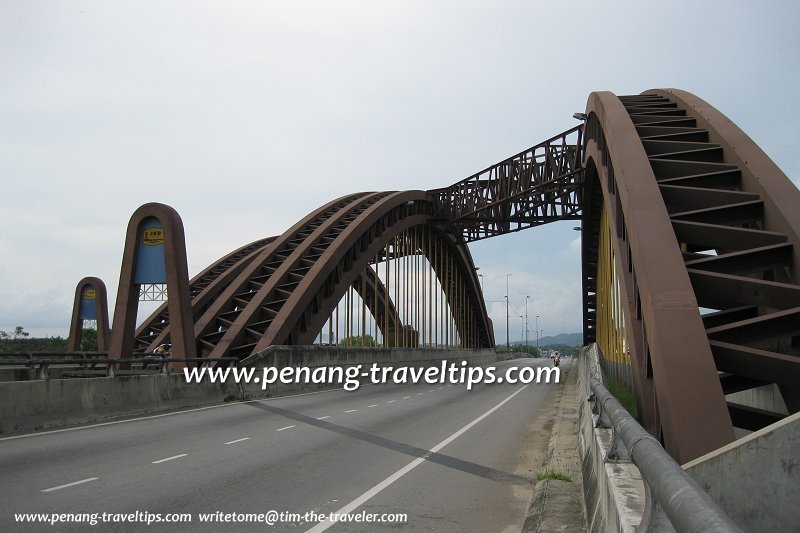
[134,217,167,284]
[78,285,97,320]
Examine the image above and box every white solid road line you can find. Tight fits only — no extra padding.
[42,477,99,492]
[305,385,529,533]
[276,425,296,431]
[152,454,188,464]
[224,438,250,445]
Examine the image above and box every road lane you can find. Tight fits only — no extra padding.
[1,358,561,532]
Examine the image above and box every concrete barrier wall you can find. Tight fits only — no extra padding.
[683,410,800,532]
[576,345,645,532]
[0,347,500,435]
[0,373,239,435]
[576,344,798,532]
[726,383,789,417]
[1,365,90,382]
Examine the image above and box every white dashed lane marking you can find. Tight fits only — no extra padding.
[276,425,296,432]
[152,454,187,464]
[224,438,250,445]
[42,478,98,492]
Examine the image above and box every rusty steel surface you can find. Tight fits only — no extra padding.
[191,192,392,357]
[177,191,493,360]
[133,236,276,354]
[66,277,110,352]
[646,89,800,415]
[580,89,800,461]
[350,265,402,345]
[108,203,196,364]
[101,88,800,462]
[428,126,584,242]
[582,92,735,462]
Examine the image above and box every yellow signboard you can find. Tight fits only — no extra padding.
[84,289,96,299]
[143,227,164,246]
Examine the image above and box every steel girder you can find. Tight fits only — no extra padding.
[428,127,584,242]
[191,192,382,358]
[133,236,277,353]
[109,203,196,364]
[182,191,492,360]
[66,277,111,352]
[350,265,402,346]
[582,92,735,462]
[116,88,800,464]
[581,89,800,462]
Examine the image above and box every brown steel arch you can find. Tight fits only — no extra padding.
[66,277,110,352]
[108,203,196,362]
[91,88,800,463]
[269,221,493,351]
[350,265,402,346]
[580,89,800,462]
[133,236,276,354]
[190,190,493,360]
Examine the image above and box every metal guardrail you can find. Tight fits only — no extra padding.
[589,377,744,533]
[0,354,239,380]
[0,351,110,359]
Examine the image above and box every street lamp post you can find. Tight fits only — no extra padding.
[536,315,540,350]
[505,274,512,352]
[519,316,524,350]
[525,295,529,353]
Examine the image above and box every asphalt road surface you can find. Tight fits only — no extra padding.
[1,357,561,532]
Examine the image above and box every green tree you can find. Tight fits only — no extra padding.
[340,334,378,347]
[0,327,67,353]
[0,326,29,352]
[80,328,99,351]
[8,326,28,340]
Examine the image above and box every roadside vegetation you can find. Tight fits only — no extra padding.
[339,334,379,347]
[0,326,73,353]
[536,469,572,483]
[606,375,638,419]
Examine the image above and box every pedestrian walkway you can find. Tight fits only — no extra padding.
[523,360,586,532]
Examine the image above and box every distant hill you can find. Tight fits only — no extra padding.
[513,332,583,347]
[540,332,583,346]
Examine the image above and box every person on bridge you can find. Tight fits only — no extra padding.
[154,343,171,356]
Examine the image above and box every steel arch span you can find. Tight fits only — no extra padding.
[129,190,493,362]
[580,89,800,461]
[96,88,799,462]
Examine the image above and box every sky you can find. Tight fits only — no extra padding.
[1,1,798,343]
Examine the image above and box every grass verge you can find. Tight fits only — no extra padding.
[606,375,637,419]
[536,469,572,483]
